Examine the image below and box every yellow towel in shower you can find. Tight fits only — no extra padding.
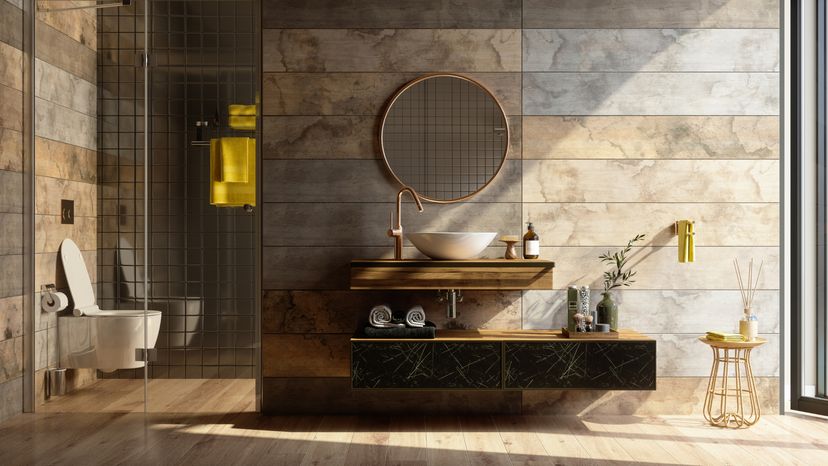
[677,220,695,263]
[229,104,256,116]
[210,137,256,207]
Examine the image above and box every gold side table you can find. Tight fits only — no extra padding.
[699,336,766,428]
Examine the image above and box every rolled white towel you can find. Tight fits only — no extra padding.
[369,304,403,328]
[405,305,426,328]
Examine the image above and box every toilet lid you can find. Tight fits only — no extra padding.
[60,238,96,310]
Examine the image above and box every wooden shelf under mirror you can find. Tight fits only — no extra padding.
[350,259,555,290]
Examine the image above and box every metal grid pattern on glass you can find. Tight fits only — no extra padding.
[382,76,508,202]
[97,0,256,380]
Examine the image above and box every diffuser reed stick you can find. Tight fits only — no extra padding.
[733,258,763,310]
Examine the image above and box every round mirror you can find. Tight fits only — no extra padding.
[380,74,509,203]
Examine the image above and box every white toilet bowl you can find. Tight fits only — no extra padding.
[58,238,161,370]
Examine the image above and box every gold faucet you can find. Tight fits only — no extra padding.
[388,186,424,260]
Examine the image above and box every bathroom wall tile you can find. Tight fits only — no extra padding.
[47,326,58,367]
[35,175,97,217]
[0,128,24,172]
[35,137,97,183]
[262,202,521,247]
[0,376,22,422]
[523,29,779,72]
[263,115,522,161]
[34,330,47,371]
[35,215,97,253]
[523,72,779,116]
[0,41,23,90]
[262,246,389,290]
[0,0,23,49]
[0,336,22,382]
[0,295,23,341]
[0,170,23,213]
[262,0,522,29]
[263,159,521,203]
[35,249,96,291]
[656,333,779,377]
[263,290,521,334]
[35,59,97,117]
[522,290,780,334]
[522,159,779,203]
[264,29,521,72]
[542,246,779,291]
[35,98,97,151]
[262,72,521,116]
[522,116,779,160]
[262,334,351,377]
[0,84,24,132]
[524,203,779,247]
[522,0,779,29]
[35,20,97,84]
[0,255,23,299]
[262,377,522,414]
[36,0,97,51]
[521,376,779,415]
[0,212,23,255]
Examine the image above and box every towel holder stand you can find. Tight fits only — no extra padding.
[674,220,695,235]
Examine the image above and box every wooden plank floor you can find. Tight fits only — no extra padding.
[1,380,827,465]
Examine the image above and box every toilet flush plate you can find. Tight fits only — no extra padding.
[61,199,74,224]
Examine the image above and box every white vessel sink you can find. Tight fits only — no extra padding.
[407,232,497,260]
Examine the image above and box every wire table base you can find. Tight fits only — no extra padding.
[699,337,767,428]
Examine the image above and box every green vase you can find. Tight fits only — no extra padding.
[596,292,618,330]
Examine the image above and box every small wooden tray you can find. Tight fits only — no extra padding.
[561,328,620,339]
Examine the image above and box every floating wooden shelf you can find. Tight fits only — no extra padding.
[350,259,555,290]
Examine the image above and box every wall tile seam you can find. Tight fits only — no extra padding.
[34,97,98,120]
[36,19,97,55]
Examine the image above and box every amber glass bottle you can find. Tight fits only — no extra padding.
[523,222,539,259]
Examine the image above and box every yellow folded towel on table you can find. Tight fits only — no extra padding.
[228,104,256,131]
[210,137,256,207]
[705,331,745,342]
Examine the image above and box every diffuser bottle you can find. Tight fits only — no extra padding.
[739,309,758,341]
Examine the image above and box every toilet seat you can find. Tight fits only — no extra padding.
[61,239,160,317]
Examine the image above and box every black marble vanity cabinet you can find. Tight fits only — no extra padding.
[504,341,656,390]
[351,341,502,389]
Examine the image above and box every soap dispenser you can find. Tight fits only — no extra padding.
[523,222,539,259]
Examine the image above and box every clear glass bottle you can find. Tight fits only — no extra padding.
[739,308,758,341]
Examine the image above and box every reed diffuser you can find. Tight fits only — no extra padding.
[734,258,763,341]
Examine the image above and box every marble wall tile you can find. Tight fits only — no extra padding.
[522,116,779,160]
[658,333,779,377]
[0,0,23,49]
[262,334,351,377]
[263,290,521,333]
[0,84,23,132]
[35,249,96,290]
[36,0,97,50]
[524,203,779,247]
[35,137,97,183]
[0,41,23,90]
[523,72,779,116]
[0,128,23,172]
[522,0,779,29]
[541,246,779,291]
[523,29,778,72]
[0,256,22,299]
[0,212,23,255]
[35,329,47,371]
[35,215,97,253]
[264,29,521,73]
[263,202,521,247]
[35,59,97,117]
[263,246,389,290]
[263,159,521,203]
[0,336,23,382]
[522,160,778,203]
[35,98,96,150]
[262,377,522,415]
[0,170,23,213]
[0,295,23,341]
[522,290,780,334]
[262,0,522,29]
[0,376,22,422]
[35,176,97,217]
[35,20,96,84]
[263,72,521,116]
[521,376,779,415]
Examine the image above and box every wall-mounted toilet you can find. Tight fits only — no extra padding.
[58,238,161,371]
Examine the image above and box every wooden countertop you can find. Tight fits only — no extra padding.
[351,259,555,268]
[352,329,652,342]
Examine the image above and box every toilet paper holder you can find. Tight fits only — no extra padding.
[41,283,58,306]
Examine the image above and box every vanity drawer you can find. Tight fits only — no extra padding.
[504,341,656,390]
[351,341,502,389]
